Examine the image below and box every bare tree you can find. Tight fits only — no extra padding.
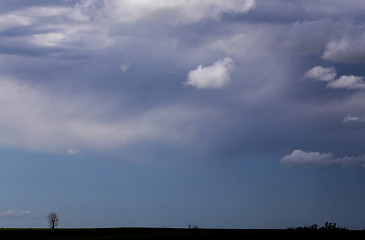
[47,212,59,229]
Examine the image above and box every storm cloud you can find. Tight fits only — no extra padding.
[0,0,364,163]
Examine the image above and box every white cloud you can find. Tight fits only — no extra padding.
[84,0,255,24]
[280,149,365,167]
[327,75,365,89]
[306,66,365,89]
[185,57,235,89]
[120,61,130,73]
[343,114,365,123]
[0,210,32,218]
[305,66,336,81]
[67,148,80,155]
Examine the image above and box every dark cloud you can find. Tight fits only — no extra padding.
[0,0,364,162]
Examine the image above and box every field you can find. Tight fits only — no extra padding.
[0,228,364,240]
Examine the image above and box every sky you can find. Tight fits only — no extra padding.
[1,0,365,230]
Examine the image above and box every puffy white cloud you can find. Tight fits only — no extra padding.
[306,66,365,89]
[327,75,365,89]
[185,57,235,89]
[305,66,336,81]
[281,149,365,167]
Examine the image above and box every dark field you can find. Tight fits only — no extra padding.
[0,228,364,240]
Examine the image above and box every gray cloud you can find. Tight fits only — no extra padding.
[281,17,365,64]
[322,33,365,63]
[281,149,335,167]
[321,20,365,63]
[282,19,332,54]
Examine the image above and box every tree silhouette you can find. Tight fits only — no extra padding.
[47,212,59,230]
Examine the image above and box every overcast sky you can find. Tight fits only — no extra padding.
[1,0,365,229]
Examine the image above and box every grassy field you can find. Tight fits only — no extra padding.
[0,227,364,239]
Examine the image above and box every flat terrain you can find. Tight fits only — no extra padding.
[0,228,364,240]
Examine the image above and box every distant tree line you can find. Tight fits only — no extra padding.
[289,221,348,231]
[187,224,200,229]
